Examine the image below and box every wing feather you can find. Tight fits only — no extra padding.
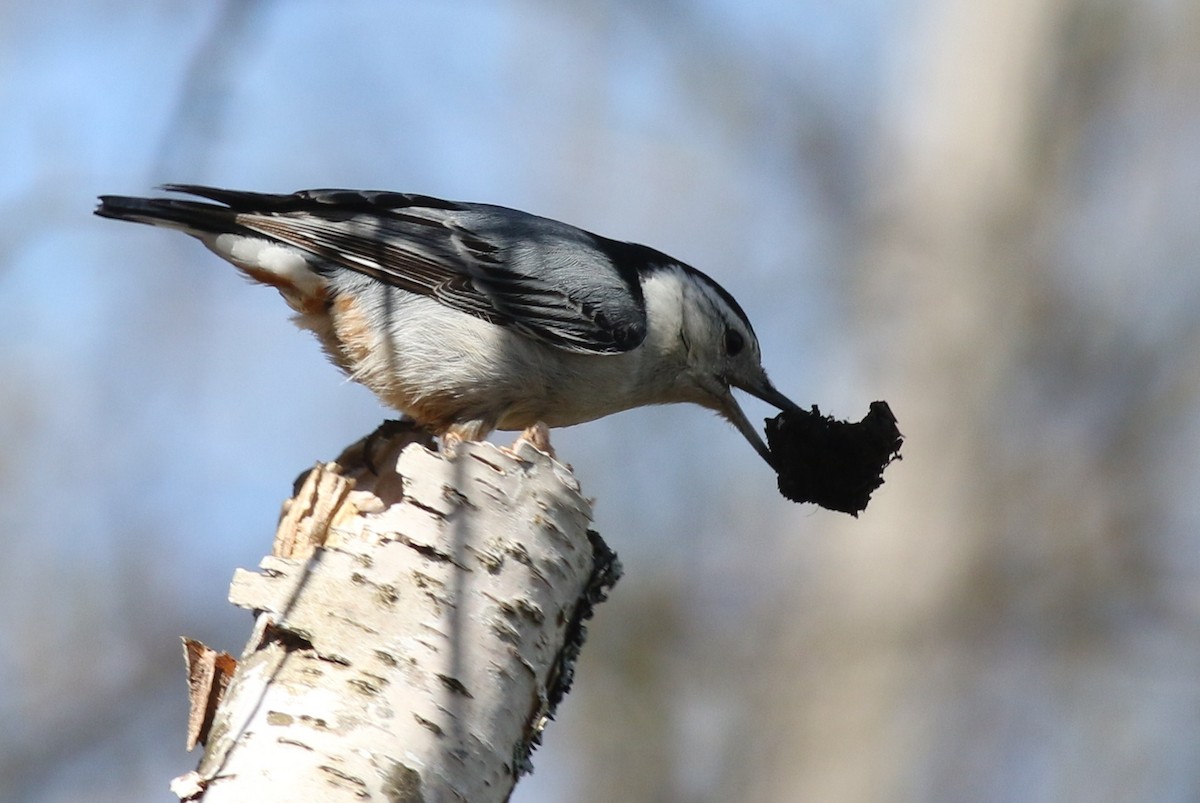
[192,187,650,353]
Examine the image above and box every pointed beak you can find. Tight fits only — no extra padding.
[720,374,802,469]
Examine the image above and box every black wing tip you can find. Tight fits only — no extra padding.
[157,184,290,210]
[159,182,215,197]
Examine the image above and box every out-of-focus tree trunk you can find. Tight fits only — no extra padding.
[170,426,619,803]
[734,1,1084,800]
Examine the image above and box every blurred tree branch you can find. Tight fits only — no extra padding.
[153,0,273,180]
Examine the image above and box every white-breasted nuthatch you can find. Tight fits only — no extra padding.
[95,186,800,465]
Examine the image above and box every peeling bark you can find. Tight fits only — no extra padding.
[181,639,237,752]
[173,424,619,802]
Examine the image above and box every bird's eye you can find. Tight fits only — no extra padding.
[724,328,745,356]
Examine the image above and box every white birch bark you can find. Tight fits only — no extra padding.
[171,426,618,802]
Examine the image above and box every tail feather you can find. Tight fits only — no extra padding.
[94,194,249,236]
[96,190,329,306]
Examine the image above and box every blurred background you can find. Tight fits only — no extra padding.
[4,1,1200,800]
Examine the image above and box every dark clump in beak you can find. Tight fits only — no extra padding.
[765,401,904,516]
[721,375,904,515]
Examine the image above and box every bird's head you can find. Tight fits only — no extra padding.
[652,264,801,467]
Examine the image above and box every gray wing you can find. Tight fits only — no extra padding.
[166,185,650,354]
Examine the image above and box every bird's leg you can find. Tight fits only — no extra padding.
[513,421,555,459]
[441,420,491,455]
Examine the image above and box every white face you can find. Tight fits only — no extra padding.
[677,275,766,407]
[674,268,796,465]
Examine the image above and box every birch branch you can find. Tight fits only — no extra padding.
[170,423,620,802]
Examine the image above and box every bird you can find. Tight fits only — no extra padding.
[95,185,800,465]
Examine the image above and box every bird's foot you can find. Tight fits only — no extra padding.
[441,420,489,456]
[512,421,555,459]
[440,421,554,461]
